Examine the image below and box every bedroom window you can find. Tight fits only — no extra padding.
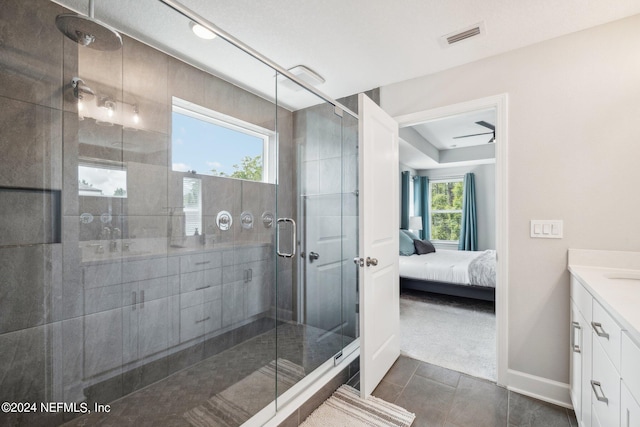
[429,179,463,242]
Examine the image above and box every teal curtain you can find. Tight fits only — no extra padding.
[413,176,429,240]
[459,173,477,251]
[401,171,410,229]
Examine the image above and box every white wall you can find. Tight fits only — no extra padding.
[420,163,495,251]
[382,13,640,396]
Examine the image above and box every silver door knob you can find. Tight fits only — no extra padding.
[309,251,320,263]
[353,257,365,267]
[366,257,378,267]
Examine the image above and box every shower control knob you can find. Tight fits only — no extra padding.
[366,257,378,267]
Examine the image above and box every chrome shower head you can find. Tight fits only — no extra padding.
[55,0,122,51]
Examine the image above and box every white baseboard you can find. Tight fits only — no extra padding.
[507,369,572,409]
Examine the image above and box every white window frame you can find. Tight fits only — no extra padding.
[428,177,463,244]
[171,97,276,183]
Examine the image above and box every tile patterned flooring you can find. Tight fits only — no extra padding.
[372,356,578,427]
[63,322,347,426]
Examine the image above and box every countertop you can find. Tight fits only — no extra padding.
[568,248,640,346]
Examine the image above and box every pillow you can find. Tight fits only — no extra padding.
[414,239,436,255]
[399,230,415,256]
[401,229,421,241]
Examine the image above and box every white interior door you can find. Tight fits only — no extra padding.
[358,93,400,397]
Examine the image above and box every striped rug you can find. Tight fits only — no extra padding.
[183,359,305,427]
[300,384,415,427]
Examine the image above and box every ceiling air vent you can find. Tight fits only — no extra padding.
[439,22,485,48]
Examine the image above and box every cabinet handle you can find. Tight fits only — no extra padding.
[195,285,211,291]
[195,261,211,266]
[195,316,211,324]
[591,321,610,339]
[132,291,137,311]
[248,268,253,282]
[571,321,581,353]
[140,290,144,309]
[590,380,609,404]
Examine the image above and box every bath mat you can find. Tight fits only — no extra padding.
[300,384,415,427]
[183,358,305,427]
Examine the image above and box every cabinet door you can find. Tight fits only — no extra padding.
[581,309,593,427]
[592,338,620,427]
[571,301,583,418]
[621,381,640,427]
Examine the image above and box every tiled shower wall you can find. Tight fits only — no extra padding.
[0,0,295,425]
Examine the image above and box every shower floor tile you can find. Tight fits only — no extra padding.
[63,322,345,427]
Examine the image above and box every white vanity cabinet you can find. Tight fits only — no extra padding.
[570,275,594,427]
[621,333,640,427]
[570,271,640,427]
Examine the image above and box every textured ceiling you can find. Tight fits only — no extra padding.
[52,0,640,111]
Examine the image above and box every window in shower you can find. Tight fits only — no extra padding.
[183,177,202,236]
[171,97,274,183]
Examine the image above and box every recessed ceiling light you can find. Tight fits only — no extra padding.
[189,22,216,40]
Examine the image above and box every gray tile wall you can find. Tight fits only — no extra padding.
[0,1,298,426]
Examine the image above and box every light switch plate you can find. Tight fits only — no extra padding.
[531,220,563,239]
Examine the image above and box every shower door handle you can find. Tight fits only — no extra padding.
[276,218,296,258]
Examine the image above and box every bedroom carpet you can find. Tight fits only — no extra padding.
[400,289,496,381]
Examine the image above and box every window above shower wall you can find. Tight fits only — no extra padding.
[171,97,275,183]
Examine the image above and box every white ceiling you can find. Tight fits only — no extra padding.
[413,108,496,150]
[52,0,640,167]
[52,0,640,112]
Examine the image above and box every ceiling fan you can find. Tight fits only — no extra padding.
[453,120,495,143]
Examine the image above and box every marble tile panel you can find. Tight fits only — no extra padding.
[63,110,80,215]
[62,216,84,320]
[0,325,48,402]
[167,57,206,107]
[0,244,61,334]
[0,188,58,246]
[123,129,169,168]
[0,97,63,189]
[0,0,65,109]
[123,36,168,134]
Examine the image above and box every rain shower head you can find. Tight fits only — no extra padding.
[55,0,122,51]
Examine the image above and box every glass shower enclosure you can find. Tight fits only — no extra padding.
[0,0,359,426]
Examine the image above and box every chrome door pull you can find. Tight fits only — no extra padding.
[309,251,320,263]
[591,380,609,404]
[366,257,378,267]
[276,218,296,258]
[572,321,581,353]
[591,322,609,339]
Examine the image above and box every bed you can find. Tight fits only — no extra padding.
[399,249,496,301]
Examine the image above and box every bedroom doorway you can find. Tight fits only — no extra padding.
[394,94,508,386]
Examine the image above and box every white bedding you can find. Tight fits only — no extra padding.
[399,250,496,288]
